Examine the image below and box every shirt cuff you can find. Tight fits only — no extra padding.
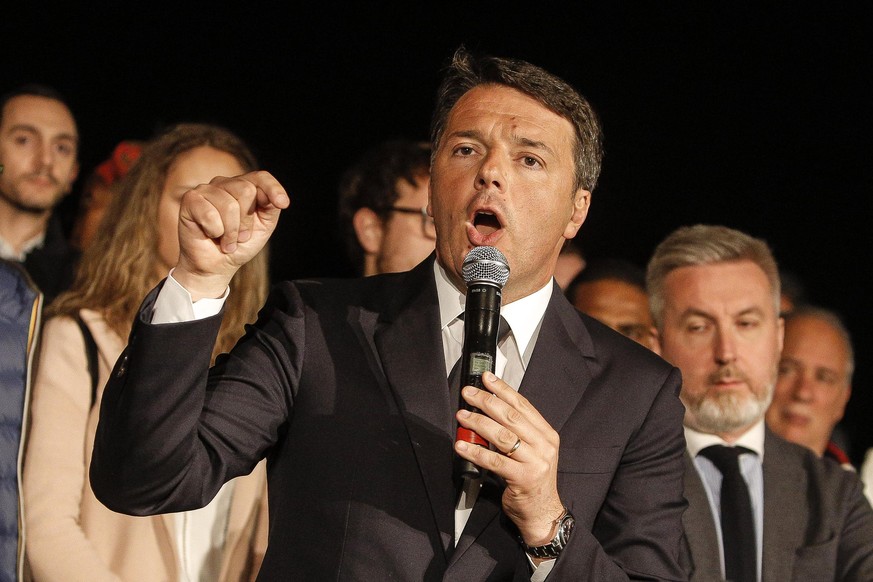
[151,270,229,324]
[529,556,556,582]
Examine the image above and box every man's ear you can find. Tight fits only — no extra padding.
[352,207,384,254]
[563,188,591,239]
[648,326,662,356]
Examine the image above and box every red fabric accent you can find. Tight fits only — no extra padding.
[826,441,851,465]
[94,141,143,186]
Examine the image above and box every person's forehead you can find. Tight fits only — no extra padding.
[664,261,776,316]
[1,95,78,136]
[446,85,575,146]
[577,280,652,321]
[584,278,645,297]
[784,316,849,364]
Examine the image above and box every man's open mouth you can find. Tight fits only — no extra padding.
[473,211,502,235]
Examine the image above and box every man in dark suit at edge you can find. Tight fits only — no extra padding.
[646,224,873,581]
[90,48,688,581]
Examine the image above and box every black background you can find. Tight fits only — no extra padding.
[5,4,872,461]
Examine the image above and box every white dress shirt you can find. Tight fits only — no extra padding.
[0,231,44,261]
[862,448,873,506]
[685,420,766,582]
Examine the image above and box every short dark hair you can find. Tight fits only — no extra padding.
[337,139,431,273]
[566,257,646,300]
[430,46,603,193]
[0,83,75,127]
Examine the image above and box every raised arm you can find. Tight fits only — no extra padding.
[89,171,292,514]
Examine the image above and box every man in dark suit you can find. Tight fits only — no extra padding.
[646,225,873,582]
[91,48,688,580]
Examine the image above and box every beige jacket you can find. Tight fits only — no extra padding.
[23,310,268,582]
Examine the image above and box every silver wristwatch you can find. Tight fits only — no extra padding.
[520,509,575,559]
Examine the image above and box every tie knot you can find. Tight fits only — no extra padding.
[698,445,754,475]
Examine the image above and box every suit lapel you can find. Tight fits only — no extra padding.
[761,430,807,582]
[373,258,457,557]
[518,284,594,432]
[682,454,724,580]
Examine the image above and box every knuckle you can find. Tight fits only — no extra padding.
[505,407,523,426]
[216,196,241,217]
[545,430,560,450]
[489,450,507,470]
[513,393,533,412]
[495,427,515,446]
[540,441,559,462]
[203,204,221,221]
[182,188,205,207]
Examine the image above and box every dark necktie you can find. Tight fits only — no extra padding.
[698,445,757,582]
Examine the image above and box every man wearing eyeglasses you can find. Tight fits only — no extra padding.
[338,139,436,276]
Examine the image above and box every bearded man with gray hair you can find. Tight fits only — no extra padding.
[647,224,873,582]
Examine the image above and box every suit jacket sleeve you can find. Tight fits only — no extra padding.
[90,282,300,514]
[547,366,687,581]
[834,464,873,580]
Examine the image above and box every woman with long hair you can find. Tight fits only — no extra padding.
[24,123,270,581]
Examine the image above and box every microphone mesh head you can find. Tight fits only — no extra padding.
[462,246,510,288]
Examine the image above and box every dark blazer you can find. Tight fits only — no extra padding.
[91,257,688,581]
[21,215,78,304]
[681,428,873,581]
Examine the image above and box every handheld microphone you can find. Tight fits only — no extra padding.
[455,245,510,480]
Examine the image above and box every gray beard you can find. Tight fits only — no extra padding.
[685,386,774,434]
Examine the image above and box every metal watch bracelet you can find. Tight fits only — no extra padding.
[520,508,576,559]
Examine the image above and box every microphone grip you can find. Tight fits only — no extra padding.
[457,372,489,479]
[455,284,501,480]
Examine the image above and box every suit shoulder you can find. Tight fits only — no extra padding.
[768,432,865,493]
[574,309,674,374]
[269,270,412,312]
